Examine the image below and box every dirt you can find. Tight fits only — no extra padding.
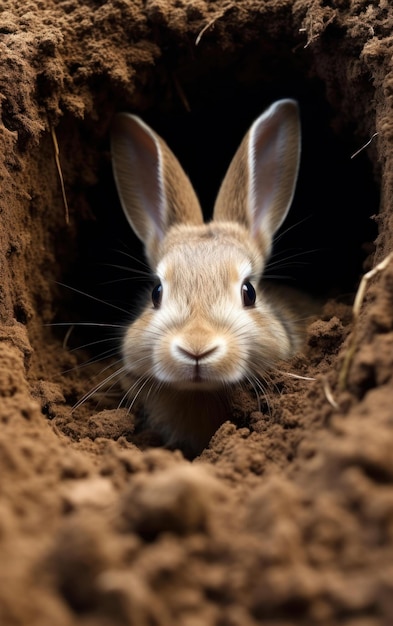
[1,0,393,624]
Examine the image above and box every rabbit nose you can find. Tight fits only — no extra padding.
[175,345,218,363]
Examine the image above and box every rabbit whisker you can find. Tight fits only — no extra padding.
[125,374,155,415]
[99,276,152,286]
[72,364,127,412]
[98,262,153,278]
[45,322,126,329]
[67,338,120,354]
[244,375,262,413]
[54,281,130,314]
[266,247,321,272]
[59,349,122,376]
[114,248,151,270]
[273,215,312,244]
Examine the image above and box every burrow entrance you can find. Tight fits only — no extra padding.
[45,38,379,414]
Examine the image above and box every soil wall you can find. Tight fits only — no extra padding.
[1,1,393,624]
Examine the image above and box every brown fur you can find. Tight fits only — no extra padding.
[111,100,309,455]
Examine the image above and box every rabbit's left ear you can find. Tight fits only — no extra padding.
[111,114,203,268]
[213,99,301,255]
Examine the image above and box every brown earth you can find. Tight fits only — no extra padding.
[1,1,393,624]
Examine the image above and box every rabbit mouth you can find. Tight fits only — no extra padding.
[191,367,202,384]
[176,371,216,389]
[171,379,222,392]
[190,360,211,384]
[165,362,236,391]
[160,363,223,390]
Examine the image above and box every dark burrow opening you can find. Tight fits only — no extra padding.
[50,44,380,400]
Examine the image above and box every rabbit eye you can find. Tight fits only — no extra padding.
[242,281,256,307]
[152,283,163,308]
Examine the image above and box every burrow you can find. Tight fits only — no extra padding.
[19,9,381,416]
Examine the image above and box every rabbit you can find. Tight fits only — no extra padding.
[111,99,307,456]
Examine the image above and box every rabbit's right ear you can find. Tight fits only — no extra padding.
[213,99,301,256]
[111,114,203,267]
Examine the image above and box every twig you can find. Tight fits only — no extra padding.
[283,372,315,381]
[50,123,70,225]
[351,132,379,159]
[172,74,191,112]
[299,22,318,49]
[195,11,226,46]
[321,375,340,410]
[338,250,393,390]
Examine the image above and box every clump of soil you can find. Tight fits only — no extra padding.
[1,1,393,624]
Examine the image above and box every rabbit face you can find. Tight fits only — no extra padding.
[122,222,291,392]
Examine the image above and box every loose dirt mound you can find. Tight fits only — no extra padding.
[1,1,393,624]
